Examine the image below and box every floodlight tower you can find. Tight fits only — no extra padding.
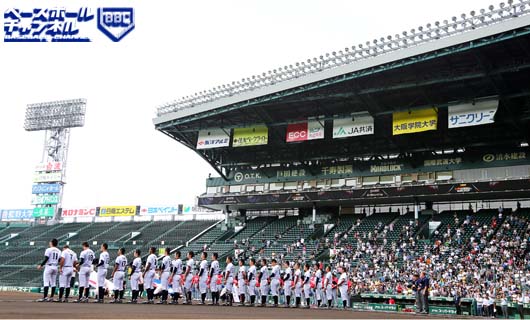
[24,99,87,221]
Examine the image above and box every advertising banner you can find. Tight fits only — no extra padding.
[61,208,96,217]
[332,115,374,139]
[0,209,33,221]
[196,129,230,149]
[392,108,438,135]
[31,194,59,205]
[286,120,324,142]
[33,172,62,183]
[232,126,268,147]
[32,183,61,194]
[33,207,55,218]
[97,206,139,217]
[139,206,180,215]
[448,100,498,128]
[35,162,63,172]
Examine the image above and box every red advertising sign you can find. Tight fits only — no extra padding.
[61,208,96,217]
[286,123,308,142]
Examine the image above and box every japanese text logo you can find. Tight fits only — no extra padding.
[4,7,135,42]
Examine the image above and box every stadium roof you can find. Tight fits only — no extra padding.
[153,2,530,179]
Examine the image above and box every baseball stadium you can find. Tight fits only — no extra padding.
[2,1,530,319]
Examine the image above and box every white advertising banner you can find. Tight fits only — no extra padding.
[332,115,374,139]
[196,129,230,149]
[448,100,498,128]
[35,162,63,172]
[33,172,63,183]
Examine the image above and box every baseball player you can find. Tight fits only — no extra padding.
[247,258,257,306]
[182,251,195,305]
[75,242,94,303]
[313,264,323,307]
[208,252,220,305]
[198,252,209,305]
[223,256,235,306]
[37,238,61,302]
[337,266,349,309]
[293,262,302,308]
[302,264,311,309]
[157,248,172,304]
[142,247,157,304]
[257,258,269,307]
[282,261,293,307]
[324,265,333,309]
[128,249,142,304]
[237,258,247,306]
[58,245,77,302]
[94,243,109,303]
[169,250,183,304]
[270,259,280,307]
[110,247,127,303]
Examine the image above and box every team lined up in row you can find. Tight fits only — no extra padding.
[37,239,350,307]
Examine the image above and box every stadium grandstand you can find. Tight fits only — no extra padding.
[1,1,530,317]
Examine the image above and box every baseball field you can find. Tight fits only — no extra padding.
[0,291,452,319]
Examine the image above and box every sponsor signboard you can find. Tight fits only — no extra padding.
[33,207,55,218]
[196,129,230,149]
[32,183,61,194]
[232,126,268,147]
[332,115,374,139]
[31,194,59,205]
[392,108,438,135]
[33,172,62,183]
[61,208,96,217]
[286,120,324,142]
[97,206,138,217]
[448,100,498,128]
[35,162,63,172]
[139,206,180,215]
[0,209,33,221]
[429,306,457,315]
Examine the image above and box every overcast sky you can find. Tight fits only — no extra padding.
[0,0,494,208]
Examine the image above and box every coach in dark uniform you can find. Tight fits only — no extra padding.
[418,272,429,314]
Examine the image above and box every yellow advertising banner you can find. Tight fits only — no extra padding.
[392,108,438,135]
[232,126,268,147]
[97,206,138,217]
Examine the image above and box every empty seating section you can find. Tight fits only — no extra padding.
[0,220,219,286]
[229,217,271,242]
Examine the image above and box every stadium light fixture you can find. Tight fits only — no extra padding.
[156,0,530,117]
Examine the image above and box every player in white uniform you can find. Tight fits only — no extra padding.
[58,245,77,302]
[237,258,247,306]
[169,250,183,304]
[270,259,281,307]
[293,262,302,308]
[128,249,142,304]
[258,258,269,307]
[75,242,94,303]
[182,251,195,305]
[157,248,172,304]
[337,266,349,309]
[324,265,333,308]
[282,261,293,307]
[223,256,235,306]
[198,252,209,305]
[94,243,109,303]
[37,238,61,302]
[110,247,127,303]
[247,258,257,306]
[142,247,157,304]
[208,252,220,305]
[313,264,323,307]
[302,264,312,308]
